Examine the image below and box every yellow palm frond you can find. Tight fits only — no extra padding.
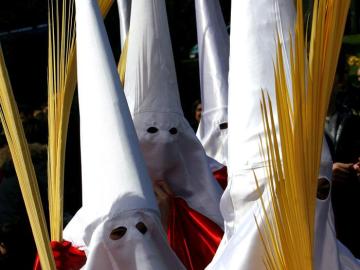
[47,0,77,241]
[0,45,56,270]
[47,0,115,242]
[118,36,129,86]
[98,0,114,17]
[257,0,351,269]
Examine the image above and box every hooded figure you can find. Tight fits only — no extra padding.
[195,0,229,168]
[207,0,296,269]
[123,0,224,268]
[63,1,185,269]
[124,0,223,229]
[116,0,131,49]
[206,0,360,269]
[314,139,360,270]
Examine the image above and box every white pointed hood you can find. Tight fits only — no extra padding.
[224,0,295,239]
[207,0,360,269]
[207,0,295,269]
[124,0,182,116]
[63,1,185,269]
[124,0,223,227]
[195,0,229,166]
[75,0,156,218]
[314,139,360,270]
[117,0,131,49]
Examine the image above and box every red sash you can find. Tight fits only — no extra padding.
[213,166,228,190]
[167,197,223,270]
[33,240,86,270]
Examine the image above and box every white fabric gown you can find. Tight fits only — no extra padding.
[64,0,185,269]
[207,1,296,269]
[124,0,224,228]
[195,0,229,166]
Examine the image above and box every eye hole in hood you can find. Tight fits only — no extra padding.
[169,127,178,135]
[219,122,228,130]
[147,127,159,133]
[136,222,148,234]
[317,178,331,200]
[110,226,127,240]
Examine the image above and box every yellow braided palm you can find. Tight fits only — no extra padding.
[0,45,56,270]
[47,0,115,242]
[257,0,351,269]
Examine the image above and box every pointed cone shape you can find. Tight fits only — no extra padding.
[64,1,185,269]
[225,0,295,231]
[207,1,295,269]
[124,0,223,228]
[227,0,295,177]
[195,0,229,166]
[73,0,157,224]
[117,0,131,49]
[124,0,182,116]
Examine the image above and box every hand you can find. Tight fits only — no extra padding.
[0,242,6,257]
[352,158,360,177]
[333,158,360,183]
[153,180,173,230]
[332,162,354,183]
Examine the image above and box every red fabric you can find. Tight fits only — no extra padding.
[213,166,228,190]
[167,197,223,270]
[33,240,86,270]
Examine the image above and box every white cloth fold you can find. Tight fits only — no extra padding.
[195,0,229,166]
[64,0,185,268]
[124,0,224,227]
